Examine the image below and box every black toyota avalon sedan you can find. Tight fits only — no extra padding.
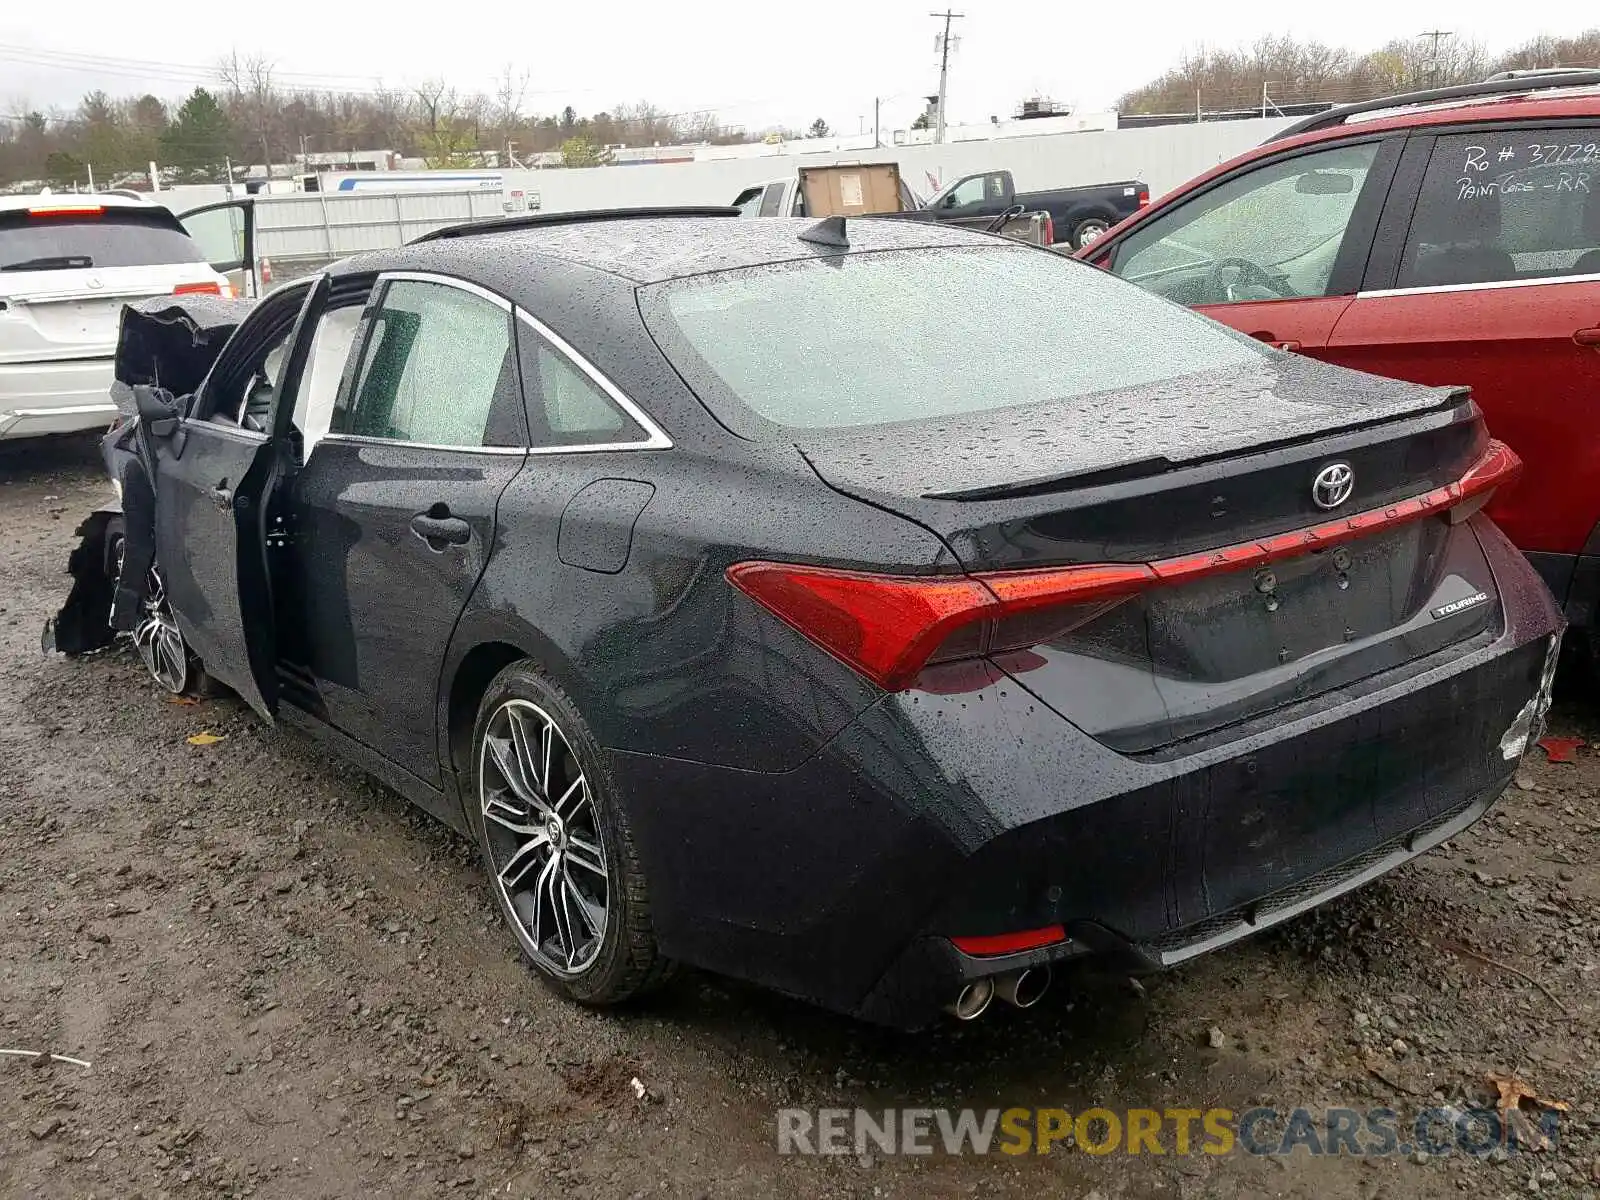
[60,208,1561,1029]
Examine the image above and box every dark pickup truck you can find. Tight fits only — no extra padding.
[924,169,1149,248]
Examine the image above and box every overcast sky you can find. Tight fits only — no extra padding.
[3,1,1597,133]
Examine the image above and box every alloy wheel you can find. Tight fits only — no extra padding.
[131,566,191,695]
[479,699,609,976]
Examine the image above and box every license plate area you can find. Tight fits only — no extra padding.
[1145,522,1442,679]
[1006,518,1499,753]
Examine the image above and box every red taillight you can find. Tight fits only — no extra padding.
[1137,189,1150,208]
[259,257,273,285]
[173,281,223,296]
[729,441,1520,691]
[952,925,1068,957]
[1040,213,1054,244]
[725,562,998,691]
[28,203,104,218]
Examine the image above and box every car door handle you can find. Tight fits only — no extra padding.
[410,511,471,548]
[1575,327,1600,348]
[1249,331,1301,351]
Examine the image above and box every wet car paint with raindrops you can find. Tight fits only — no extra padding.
[49,212,1564,1029]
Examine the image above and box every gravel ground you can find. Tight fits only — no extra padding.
[1,436,1596,1200]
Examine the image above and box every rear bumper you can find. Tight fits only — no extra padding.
[0,357,117,439]
[612,517,1563,1028]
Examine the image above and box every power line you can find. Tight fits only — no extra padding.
[930,10,963,144]
[1418,29,1454,88]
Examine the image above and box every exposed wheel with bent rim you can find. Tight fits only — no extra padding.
[470,661,673,1004]
[132,565,194,695]
[108,530,211,698]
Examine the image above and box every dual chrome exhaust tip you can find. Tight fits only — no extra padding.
[943,965,1052,1020]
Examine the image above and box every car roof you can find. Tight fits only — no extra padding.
[0,192,159,214]
[1271,84,1600,151]
[366,214,996,286]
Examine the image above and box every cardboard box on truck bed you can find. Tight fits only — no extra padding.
[798,163,905,216]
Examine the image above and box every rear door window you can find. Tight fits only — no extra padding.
[334,279,523,448]
[1398,128,1600,288]
[516,325,649,447]
[0,209,206,271]
[1110,142,1382,305]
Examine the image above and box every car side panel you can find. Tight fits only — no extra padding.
[287,441,526,786]
[153,419,280,717]
[1194,295,1355,354]
[441,446,949,780]
[1326,277,1600,556]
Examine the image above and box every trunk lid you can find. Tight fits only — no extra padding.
[0,267,203,363]
[799,356,1505,752]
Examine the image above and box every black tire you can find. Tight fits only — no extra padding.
[1071,217,1112,249]
[103,515,127,581]
[468,660,673,1005]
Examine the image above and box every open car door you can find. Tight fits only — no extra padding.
[147,274,329,722]
[176,198,259,298]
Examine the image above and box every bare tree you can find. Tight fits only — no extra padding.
[413,80,484,167]
[217,50,279,168]
[493,64,530,163]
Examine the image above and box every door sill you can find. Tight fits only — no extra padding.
[279,703,469,836]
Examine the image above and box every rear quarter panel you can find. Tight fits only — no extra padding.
[446,444,955,777]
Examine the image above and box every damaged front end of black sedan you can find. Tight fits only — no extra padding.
[43,294,256,660]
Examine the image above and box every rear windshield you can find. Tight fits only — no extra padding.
[0,210,205,272]
[641,244,1264,433]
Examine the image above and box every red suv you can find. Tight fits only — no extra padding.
[1081,71,1600,648]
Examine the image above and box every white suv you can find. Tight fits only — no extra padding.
[0,194,232,440]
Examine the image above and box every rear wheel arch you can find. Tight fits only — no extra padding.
[1071,207,1116,228]
[440,620,590,776]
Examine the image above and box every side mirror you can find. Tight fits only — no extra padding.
[134,385,182,438]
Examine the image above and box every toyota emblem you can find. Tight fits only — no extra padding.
[1312,462,1355,510]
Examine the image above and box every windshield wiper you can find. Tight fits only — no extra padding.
[0,255,94,271]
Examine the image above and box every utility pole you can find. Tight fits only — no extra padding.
[874,97,881,148]
[931,9,964,144]
[1419,29,1453,88]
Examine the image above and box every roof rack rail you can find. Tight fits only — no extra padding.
[1483,67,1600,82]
[410,206,741,244]
[1264,69,1600,143]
